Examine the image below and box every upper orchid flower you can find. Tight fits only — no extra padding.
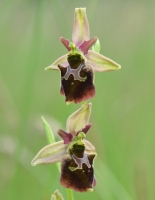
[31,103,97,192]
[46,8,121,104]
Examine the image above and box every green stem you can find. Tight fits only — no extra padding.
[67,188,74,200]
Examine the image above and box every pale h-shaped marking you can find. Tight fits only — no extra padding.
[69,153,91,171]
[62,63,87,82]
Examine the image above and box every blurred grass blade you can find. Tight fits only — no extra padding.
[41,116,55,144]
[96,159,133,200]
[41,116,60,172]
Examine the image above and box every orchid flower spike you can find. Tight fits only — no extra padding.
[46,8,121,104]
[31,103,97,192]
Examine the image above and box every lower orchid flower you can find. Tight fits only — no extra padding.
[31,103,97,192]
[46,8,121,104]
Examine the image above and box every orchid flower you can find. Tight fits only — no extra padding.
[31,103,97,192]
[46,8,121,104]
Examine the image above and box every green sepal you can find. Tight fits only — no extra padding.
[66,103,92,137]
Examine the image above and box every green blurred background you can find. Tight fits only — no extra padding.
[0,0,155,199]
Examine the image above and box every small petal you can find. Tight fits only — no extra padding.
[57,129,73,144]
[77,123,92,135]
[72,8,90,47]
[86,50,121,72]
[60,37,71,51]
[79,37,98,54]
[31,141,68,166]
[66,103,92,136]
[45,54,68,71]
